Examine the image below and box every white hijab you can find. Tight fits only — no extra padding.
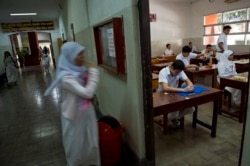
[219,50,234,66]
[44,42,86,96]
[217,50,236,77]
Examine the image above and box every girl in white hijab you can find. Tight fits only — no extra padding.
[217,50,241,106]
[44,42,100,166]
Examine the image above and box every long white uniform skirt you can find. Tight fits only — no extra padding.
[61,105,101,166]
[6,65,17,83]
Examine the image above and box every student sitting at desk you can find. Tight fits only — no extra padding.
[202,44,215,59]
[217,50,241,107]
[163,43,175,56]
[176,46,203,69]
[158,60,194,127]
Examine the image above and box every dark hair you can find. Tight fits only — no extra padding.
[43,46,49,54]
[172,60,185,70]
[206,44,212,48]
[4,51,11,58]
[223,25,232,30]
[166,43,170,48]
[182,46,191,53]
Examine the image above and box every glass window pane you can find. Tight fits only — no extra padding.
[204,13,222,25]
[203,36,219,45]
[248,22,250,32]
[246,34,250,45]
[205,25,222,35]
[226,22,246,33]
[223,9,247,23]
[248,8,250,20]
[227,35,245,45]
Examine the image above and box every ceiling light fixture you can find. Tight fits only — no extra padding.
[10,13,37,16]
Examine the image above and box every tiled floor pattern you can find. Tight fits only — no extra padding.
[0,67,243,166]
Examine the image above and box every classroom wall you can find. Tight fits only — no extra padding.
[190,0,250,53]
[60,0,145,159]
[149,0,192,57]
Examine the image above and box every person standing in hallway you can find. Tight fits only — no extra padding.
[41,46,51,73]
[44,42,100,166]
[216,25,231,60]
[3,51,18,87]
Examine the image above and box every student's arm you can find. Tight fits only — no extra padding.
[161,82,187,92]
[196,53,204,58]
[61,68,99,99]
[183,78,194,92]
[218,42,224,52]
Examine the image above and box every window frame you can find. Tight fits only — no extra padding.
[203,7,250,46]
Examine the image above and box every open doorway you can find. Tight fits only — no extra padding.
[37,32,56,69]
[145,0,249,166]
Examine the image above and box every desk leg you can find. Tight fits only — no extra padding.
[239,91,247,123]
[211,100,219,138]
[180,117,184,129]
[192,106,198,128]
[163,114,169,134]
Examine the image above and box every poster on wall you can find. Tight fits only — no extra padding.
[107,28,116,57]
[149,13,157,22]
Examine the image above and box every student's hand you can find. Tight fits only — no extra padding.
[85,61,96,68]
[184,86,194,92]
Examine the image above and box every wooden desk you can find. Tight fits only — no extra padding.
[233,53,250,60]
[153,85,222,137]
[219,72,249,123]
[152,62,172,72]
[152,73,159,91]
[184,65,217,87]
[234,59,250,73]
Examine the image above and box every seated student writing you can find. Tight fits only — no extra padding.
[176,46,204,69]
[157,60,194,127]
[164,43,175,56]
[217,50,241,107]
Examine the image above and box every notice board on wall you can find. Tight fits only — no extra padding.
[1,21,54,32]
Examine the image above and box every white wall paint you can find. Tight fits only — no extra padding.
[190,0,250,52]
[150,1,192,56]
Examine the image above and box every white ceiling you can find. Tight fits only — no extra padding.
[0,0,62,23]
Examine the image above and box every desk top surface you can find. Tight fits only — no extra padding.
[152,62,172,67]
[153,85,221,108]
[185,65,217,73]
[220,72,248,83]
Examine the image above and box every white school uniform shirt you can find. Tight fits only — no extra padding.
[216,33,228,52]
[164,49,173,56]
[191,46,197,53]
[61,68,99,120]
[201,49,213,58]
[176,52,197,66]
[157,66,188,92]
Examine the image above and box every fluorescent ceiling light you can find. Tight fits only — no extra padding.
[10,13,37,16]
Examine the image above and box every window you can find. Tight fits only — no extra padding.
[203,8,250,45]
